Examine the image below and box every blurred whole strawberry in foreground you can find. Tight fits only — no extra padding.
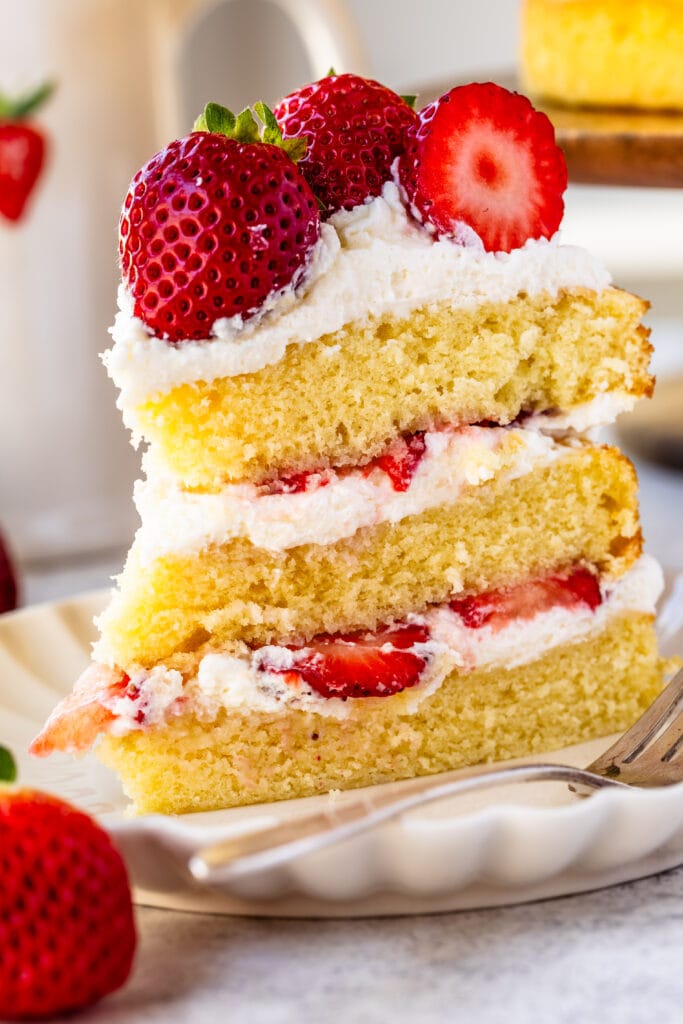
[0,745,136,1019]
[0,529,18,612]
[0,81,54,223]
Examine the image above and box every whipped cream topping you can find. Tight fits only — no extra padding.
[133,424,565,559]
[82,555,661,737]
[104,182,611,408]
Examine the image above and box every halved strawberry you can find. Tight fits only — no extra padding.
[449,568,602,630]
[260,622,430,699]
[363,431,427,491]
[397,82,567,252]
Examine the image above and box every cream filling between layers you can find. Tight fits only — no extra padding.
[102,555,662,734]
[104,181,611,412]
[133,424,570,560]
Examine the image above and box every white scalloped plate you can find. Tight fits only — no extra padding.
[2,587,683,918]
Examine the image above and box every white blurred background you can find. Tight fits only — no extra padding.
[1,0,682,600]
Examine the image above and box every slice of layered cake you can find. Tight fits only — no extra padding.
[32,78,669,814]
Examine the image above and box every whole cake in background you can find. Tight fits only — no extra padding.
[32,74,670,814]
[521,0,683,110]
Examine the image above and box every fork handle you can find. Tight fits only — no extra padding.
[188,762,625,885]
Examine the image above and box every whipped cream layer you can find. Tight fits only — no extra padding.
[106,554,662,732]
[134,424,569,559]
[105,181,611,408]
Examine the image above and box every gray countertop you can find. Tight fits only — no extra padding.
[73,867,683,1023]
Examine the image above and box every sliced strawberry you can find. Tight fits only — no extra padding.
[363,432,427,491]
[30,668,129,757]
[450,568,602,630]
[397,82,567,252]
[259,468,331,495]
[260,622,430,699]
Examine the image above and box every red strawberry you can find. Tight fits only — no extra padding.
[450,568,602,630]
[0,749,136,1019]
[119,102,320,342]
[397,82,567,252]
[0,529,18,613]
[260,468,331,495]
[363,431,427,491]
[0,82,54,224]
[274,73,418,215]
[260,622,430,699]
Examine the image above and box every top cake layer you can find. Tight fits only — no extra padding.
[106,183,610,406]
[105,185,650,487]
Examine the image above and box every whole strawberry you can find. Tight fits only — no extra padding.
[0,82,54,223]
[397,82,567,252]
[274,72,418,215]
[0,529,18,612]
[120,102,320,341]
[0,746,136,1019]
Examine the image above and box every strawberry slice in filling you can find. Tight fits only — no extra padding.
[257,623,431,700]
[257,430,429,497]
[449,568,602,630]
[361,432,427,492]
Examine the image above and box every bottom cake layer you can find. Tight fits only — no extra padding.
[99,612,667,815]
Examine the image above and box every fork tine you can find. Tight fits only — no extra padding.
[586,667,683,778]
[639,715,683,767]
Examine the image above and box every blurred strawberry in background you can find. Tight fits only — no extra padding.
[0,80,53,223]
[0,530,18,612]
[0,83,52,611]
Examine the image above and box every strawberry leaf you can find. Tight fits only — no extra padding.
[194,101,307,161]
[253,101,282,145]
[400,94,418,110]
[0,744,16,783]
[193,101,236,135]
[234,106,260,143]
[254,101,307,162]
[0,80,55,121]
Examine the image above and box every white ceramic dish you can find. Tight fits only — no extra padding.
[2,587,683,918]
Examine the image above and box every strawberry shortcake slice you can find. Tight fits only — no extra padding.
[33,78,668,813]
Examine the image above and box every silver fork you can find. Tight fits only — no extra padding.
[188,667,683,885]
